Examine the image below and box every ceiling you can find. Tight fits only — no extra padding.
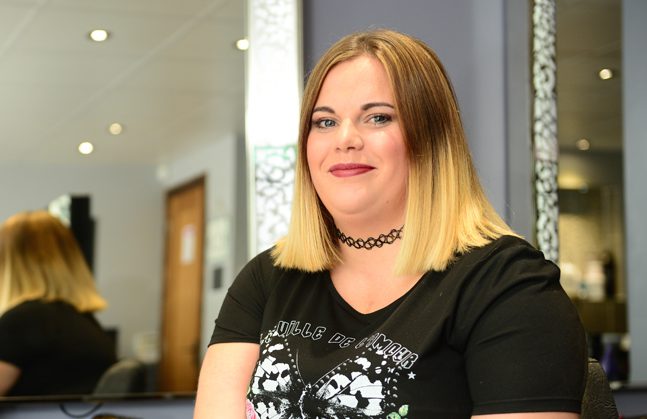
[0,0,620,166]
[0,0,245,165]
[556,0,622,153]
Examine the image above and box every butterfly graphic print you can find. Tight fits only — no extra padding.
[247,327,411,419]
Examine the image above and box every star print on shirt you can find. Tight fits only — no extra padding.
[408,372,416,379]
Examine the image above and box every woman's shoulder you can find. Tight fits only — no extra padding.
[2,300,48,319]
[442,234,559,292]
[442,235,579,350]
[457,234,547,268]
[0,301,53,336]
[476,234,538,253]
[232,247,311,296]
[242,247,287,279]
[250,247,279,268]
[244,247,318,278]
[1,300,80,322]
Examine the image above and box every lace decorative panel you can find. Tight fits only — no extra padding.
[532,0,559,262]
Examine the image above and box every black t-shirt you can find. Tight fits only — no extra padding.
[0,300,117,396]
[211,235,587,418]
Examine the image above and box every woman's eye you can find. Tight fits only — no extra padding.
[369,114,391,125]
[314,118,336,129]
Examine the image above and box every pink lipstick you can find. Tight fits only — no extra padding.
[329,163,374,177]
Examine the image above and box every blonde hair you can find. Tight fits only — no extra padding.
[0,210,107,316]
[273,29,515,274]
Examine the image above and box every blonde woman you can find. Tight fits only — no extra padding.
[0,210,116,396]
[195,30,586,418]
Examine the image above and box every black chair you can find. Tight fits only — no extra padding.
[93,358,148,395]
[581,358,619,419]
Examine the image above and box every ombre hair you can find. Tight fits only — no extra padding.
[0,210,107,316]
[272,29,515,274]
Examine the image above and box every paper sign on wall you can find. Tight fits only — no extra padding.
[181,224,196,264]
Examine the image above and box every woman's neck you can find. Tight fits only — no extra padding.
[330,240,421,314]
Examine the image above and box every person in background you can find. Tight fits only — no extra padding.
[194,29,587,418]
[0,210,116,396]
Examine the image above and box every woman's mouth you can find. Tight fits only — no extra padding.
[329,163,374,177]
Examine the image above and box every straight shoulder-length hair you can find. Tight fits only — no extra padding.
[0,210,107,316]
[272,29,515,275]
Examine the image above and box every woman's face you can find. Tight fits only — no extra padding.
[306,55,409,231]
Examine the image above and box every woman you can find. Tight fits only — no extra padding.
[0,210,116,396]
[195,30,587,418]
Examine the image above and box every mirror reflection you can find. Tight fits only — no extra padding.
[0,0,245,398]
[0,210,117,396]
[556,0,628,382]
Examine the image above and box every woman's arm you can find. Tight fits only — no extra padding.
[461,239,587,416]
[193,342,260,419]
[0,360,20,396]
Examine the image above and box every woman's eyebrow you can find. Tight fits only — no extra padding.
[312,106,335,113]
[313,103,394,113]
[361,102,395,111]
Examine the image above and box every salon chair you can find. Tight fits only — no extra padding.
[93,358,148,395]
[581,358,619,419]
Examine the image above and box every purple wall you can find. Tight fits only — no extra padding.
[302,0,512,223]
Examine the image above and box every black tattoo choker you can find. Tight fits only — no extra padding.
[335,226,404,250]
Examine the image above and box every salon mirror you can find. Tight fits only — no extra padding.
[555,0,628,381]
[0,0,245,399]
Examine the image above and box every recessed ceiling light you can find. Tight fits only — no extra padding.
[78,141,94,155]
[235,38,250,51]
[89,29,110,42]
[598,68,614,80]
[109,122,123,135]
[576,138,590,151]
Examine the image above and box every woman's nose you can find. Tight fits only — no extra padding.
[336,120,363,151]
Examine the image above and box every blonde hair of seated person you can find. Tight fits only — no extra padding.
[0,210,107,316]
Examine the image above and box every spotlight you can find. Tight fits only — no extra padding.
[89,29,110,42]
[235,38,250,51]
[576,138,590,151]
[598,68,614,80]
[78,141,94,155]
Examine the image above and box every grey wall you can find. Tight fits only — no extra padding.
[302,0,510,219]
[504,0,533,240]
[623,0,647,383]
